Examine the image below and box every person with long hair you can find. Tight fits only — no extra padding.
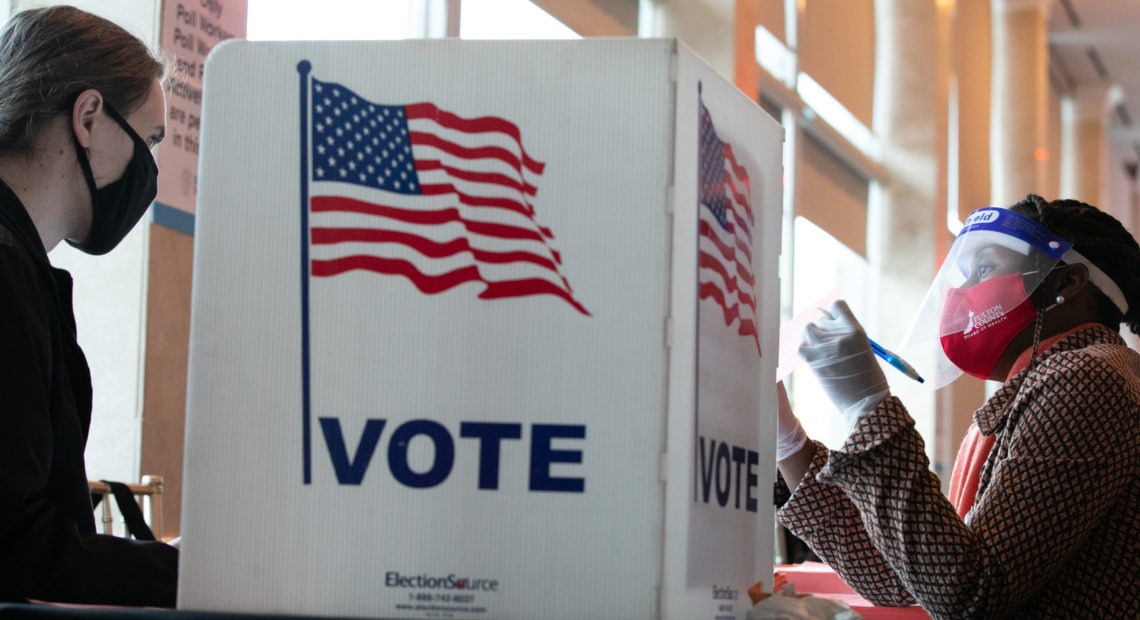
[0,6,176,606]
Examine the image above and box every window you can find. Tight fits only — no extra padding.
[460,0,579,39]
[247,0,413,40]
[787,217,870,449]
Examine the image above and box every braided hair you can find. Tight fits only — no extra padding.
[1009,194,1140,334]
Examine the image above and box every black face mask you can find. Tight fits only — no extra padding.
[68,101,158,256]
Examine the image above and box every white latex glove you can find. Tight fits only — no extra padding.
[776,380,808,461]
[747,584,860,620]
[799,300,889,434]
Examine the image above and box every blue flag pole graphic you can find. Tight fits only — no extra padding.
[298,60,313,485]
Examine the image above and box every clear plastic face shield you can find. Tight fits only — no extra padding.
[897,208,1071,389]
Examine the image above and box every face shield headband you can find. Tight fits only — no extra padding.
[1061,248,1129,315]
[897,207,1071,389]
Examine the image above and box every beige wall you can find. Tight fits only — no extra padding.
[140,224,194,536]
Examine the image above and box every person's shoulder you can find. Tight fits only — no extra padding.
[0,221,31,262]
[1048,328,1140,379]
[1040,339,1138,387]
[0,221,14,248]
[0,220,27,270]
[0,220,48,299]
[1030,337,1140,424]
[1012,346,1140,457]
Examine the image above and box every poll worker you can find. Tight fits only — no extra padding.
[776,195,1140,618]
[0,6,177,606]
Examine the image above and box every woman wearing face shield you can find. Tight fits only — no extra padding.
[775,195,1140,618]
[0,6,176,607]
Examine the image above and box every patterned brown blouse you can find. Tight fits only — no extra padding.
[778,325,1140,618]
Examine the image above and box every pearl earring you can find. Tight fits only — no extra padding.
[1055,295,1066,305]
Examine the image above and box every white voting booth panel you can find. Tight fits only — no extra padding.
[181,39,782,619]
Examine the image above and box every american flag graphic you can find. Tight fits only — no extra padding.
[296,64,590,483]
[698,97,760,354]
[304,76,588,316]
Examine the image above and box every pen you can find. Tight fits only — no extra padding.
[868,338,925,383]
[815,305,926,383]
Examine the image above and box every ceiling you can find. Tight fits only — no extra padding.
[1049,0,1140,174]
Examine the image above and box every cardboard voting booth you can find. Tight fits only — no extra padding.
[181,39,783,619]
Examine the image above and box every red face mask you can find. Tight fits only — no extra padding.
[939,272,1037,380]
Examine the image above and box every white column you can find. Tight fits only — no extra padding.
[638,0,735,80]
[990,0,1050,206]
[870,0,949,471]
[1061,85,1113,206]
[409,0,453,38]
[941,0,991,488]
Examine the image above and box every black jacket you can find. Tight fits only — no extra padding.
[0,180,177,606]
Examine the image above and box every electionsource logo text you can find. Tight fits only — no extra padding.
[386,571,499,592]
[712,585,738,600]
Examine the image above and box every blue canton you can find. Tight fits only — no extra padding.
[698,102,729,231]
[311,78,420,194]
